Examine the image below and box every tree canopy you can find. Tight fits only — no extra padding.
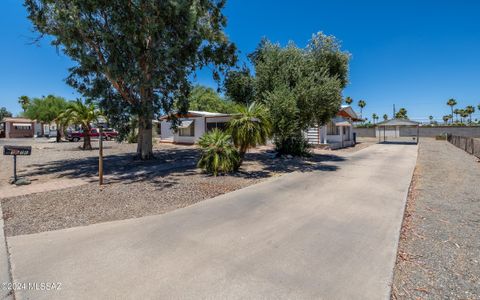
[24,95,69,142]
[224,67,255,105]
[0,107,13,120]
[186,85,236,113]
[395,108,408,119]
[25,0,236,159]
[18,96,31,112]
[228,32,349,155]
[24,95,68,124]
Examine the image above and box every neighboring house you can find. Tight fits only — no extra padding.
[42,122,59,137]
[0,117,35,138]
[158,111,233,144]
[306,105,361,149]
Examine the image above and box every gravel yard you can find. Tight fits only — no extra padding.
[392,139,480,299]
[0,138,189,186]
[1,138,350,236]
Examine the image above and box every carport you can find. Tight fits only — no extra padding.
[376,118,420,144]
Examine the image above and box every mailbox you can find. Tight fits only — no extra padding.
[3,145,32,184]
[3,145,32,156]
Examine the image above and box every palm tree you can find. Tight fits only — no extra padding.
[357,100,366,120]
[442,115,450,125]
[18,95,31,112]
[61,99,102,150]
[345,97,353,105]
[465,105,475,124]
[429,115,434,124]
[228,102,272,165]
[372,113,378,125]
[447,98,457,124]
[453,108,460,123]
[395,108,408,119]
[459,109,469,124]
[197,129,240,176]
[383,114,388,121]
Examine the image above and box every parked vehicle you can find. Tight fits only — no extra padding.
[67,128,118,142]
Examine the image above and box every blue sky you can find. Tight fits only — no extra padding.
[1,0,480,121]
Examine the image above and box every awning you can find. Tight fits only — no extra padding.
[178,120,194,129]
[334,121,351,127]
[12,123,32,127]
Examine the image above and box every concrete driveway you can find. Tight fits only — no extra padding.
[6,143,417,300]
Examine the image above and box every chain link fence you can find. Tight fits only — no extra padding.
[447,134,480,158]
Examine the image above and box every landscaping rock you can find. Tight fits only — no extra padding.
[15,178,31,186]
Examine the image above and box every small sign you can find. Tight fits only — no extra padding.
[3,145,32,156]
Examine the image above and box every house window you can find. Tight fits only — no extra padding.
[13,125,32,130]
[206,122,228,132]
[179,126,194,136]
[178,121,195,137]
[327,121,339,135]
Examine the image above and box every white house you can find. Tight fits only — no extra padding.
[158,111,233,144]
[305,105,361,149]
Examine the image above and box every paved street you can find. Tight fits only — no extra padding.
[7,143,417,300]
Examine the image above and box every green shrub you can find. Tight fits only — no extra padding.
[228,102,272,164]
[197,129,240,176]
[127,130,138,143]
[274,135,311,156]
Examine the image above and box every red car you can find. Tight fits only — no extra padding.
[67,128,118,142]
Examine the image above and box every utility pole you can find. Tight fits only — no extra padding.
[393,104,396,118]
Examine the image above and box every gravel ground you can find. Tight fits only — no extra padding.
[1,138,348,236]
[0,138,152,186]
[1,171,262,236]
[392,138,480,299]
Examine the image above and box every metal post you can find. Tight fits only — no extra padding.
[99,127,104,185]
[13,154,17,183]
[384,126,386,143]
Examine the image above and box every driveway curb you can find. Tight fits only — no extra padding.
[0,203,14,300]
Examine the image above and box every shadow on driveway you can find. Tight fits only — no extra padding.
[22,148,201,184]
[22,148,345,184]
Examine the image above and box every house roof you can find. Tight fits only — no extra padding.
[338,106,361,121]
[1,117,35,123]
[188,110,230,117]
[334,120,351,127]
[178,120,194,128]
[159,110,232,120]
[376,118,420,126]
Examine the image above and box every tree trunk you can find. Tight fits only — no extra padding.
[83,126,92,150]
[137,115,153,159]
[56,122,61,143]
[237,145,248,168]
[136,90,154,160]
